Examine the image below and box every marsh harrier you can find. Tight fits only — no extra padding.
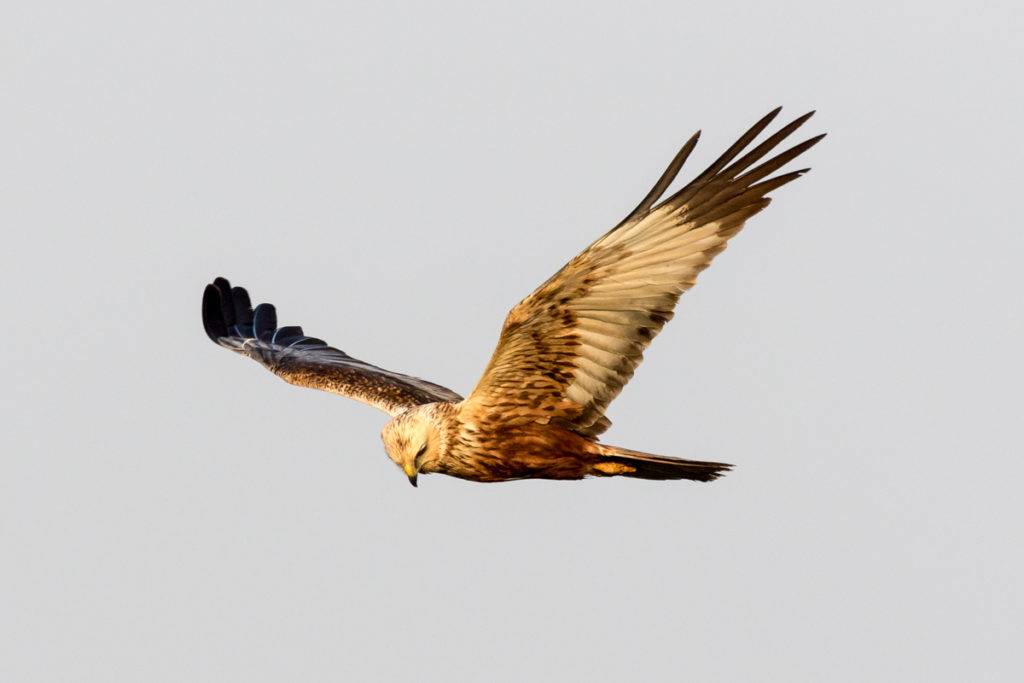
[203,108,823,486]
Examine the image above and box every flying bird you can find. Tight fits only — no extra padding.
[203,108,823,486]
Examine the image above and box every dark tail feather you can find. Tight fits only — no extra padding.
[592,445,732,482]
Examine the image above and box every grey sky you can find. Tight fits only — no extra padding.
[2,1,1021,681]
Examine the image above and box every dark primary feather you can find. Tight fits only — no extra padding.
[202,278,462,415]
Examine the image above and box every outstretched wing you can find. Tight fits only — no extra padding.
[464,108,824,437]
[202,278,462,415]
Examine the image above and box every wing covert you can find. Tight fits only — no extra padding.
[202,278,462,415]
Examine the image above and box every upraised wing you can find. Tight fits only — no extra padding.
[202,278,462,415]
[464,108,824,437]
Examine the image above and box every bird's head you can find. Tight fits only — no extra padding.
[381,405,444,487]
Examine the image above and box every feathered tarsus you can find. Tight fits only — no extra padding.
[203,107,823,486]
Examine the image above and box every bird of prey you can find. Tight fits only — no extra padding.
[203,107,823,486]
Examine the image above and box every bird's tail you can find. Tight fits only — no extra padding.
[590,444,731,482]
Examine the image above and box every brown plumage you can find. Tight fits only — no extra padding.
[202,108,823,486]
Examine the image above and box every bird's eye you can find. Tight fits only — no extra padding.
[415,444,427,460]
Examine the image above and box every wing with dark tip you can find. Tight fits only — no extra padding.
[464,109,824,438]
[202,278,462,415]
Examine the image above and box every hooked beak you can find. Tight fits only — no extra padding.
[404,464,418,487]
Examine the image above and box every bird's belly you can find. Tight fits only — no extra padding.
[444,426,596,482]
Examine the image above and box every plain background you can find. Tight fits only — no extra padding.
[2,1,1021,681]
